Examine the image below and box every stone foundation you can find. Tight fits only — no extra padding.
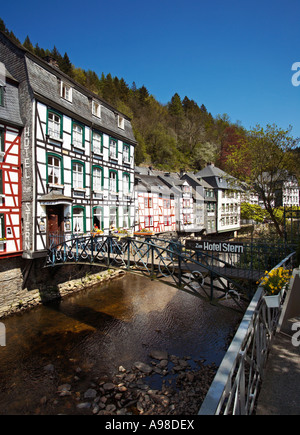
[0,257,125,319]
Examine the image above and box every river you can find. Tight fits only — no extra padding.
[0,273,244,415]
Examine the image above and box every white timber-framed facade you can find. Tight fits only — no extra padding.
[0,31,136,259]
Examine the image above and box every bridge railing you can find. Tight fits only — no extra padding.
[46,234,254,307]
[198,251,296,415]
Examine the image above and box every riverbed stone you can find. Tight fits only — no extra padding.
[84,388,97,399]
[77,402,91,409]
[57,384,71,396]
[133,361,153,374]
[103,383,115,391]
[150,350,168,361]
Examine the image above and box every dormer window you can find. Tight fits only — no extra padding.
[117,115,124,130]
[61,81,72,102]
[92,100,101,118]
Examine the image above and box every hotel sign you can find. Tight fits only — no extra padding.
[186,240,244,254]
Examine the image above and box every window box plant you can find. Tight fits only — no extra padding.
[258,267,292,308]
[134,228,155,237]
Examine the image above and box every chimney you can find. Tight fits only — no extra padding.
[44,56,60,69]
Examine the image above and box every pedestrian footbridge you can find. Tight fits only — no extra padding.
[46,234,295,310]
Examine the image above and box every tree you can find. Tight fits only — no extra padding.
[23,36,34,52]
[219,125,251,178]
[233,124,299,237]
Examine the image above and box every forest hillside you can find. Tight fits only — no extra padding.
[1,18,299,178]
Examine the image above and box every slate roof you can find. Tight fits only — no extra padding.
[135,173,174,196]
[195,164,241,190]
[0,67,23,128]
[25,56,136,144]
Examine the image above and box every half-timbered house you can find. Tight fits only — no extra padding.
[0,32,136,259]
[0,62,23,258]
[134,168,176,233]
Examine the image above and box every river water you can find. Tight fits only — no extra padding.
[0,273,244,415]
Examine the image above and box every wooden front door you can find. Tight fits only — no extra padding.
[47,205,64,245]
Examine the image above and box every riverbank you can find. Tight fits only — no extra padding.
[39,351,217,415]
[0,267,125,319]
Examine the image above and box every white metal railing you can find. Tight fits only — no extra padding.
[198,252,296,415]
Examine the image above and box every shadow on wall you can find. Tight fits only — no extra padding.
[22,258,108,304]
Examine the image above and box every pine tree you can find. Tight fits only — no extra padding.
[23,36,34,53]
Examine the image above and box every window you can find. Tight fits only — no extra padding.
[47,110,62,140]
[123,172,130,196]
[145,216,153,228]
[47,154,63,185]
[163,199,170,209]
[92,166,103,192]
[93,207,103,230]
[109,138,118,159]
[164,216,171,226]
[109,207,118,228]
[72,122,85,148]
[61,82,72,102]
[109,170,118,193]
[144,197,153,208]
[92,101,101,118]
[123,206,130,228]
[92,131,103,154]
[72,161,85,189]
[118,115,124,129]
[123,144,130,163]
[183,214,191,224]
[72,207,85,233]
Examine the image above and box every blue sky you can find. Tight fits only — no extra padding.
[1,0,300,138]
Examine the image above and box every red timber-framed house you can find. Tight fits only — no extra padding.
[0,32,136,260]
[0,62,23,258]
[134,167,176,233]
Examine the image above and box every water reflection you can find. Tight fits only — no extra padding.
[0,273,243,414]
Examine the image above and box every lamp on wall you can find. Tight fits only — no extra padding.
[64,212,71,231]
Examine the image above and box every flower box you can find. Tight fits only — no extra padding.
[263,292,282,308]
[134,231,155,237]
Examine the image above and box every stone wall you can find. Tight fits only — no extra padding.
[0,256,125,319]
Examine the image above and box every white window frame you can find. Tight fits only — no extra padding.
[109,138,118,159]
[73,208,84,233]
[93,167,103,192]
[61,82,72,102]
[123,173,130,196]
[92,131,102,154]
[73,123,83,148]
[48,112,61,140]
[72,162,84,189]
[109,207,118,228]
[48,155,62,185]
[118,115,125,129]
[92,101,101,118]
[109,171,118,194]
